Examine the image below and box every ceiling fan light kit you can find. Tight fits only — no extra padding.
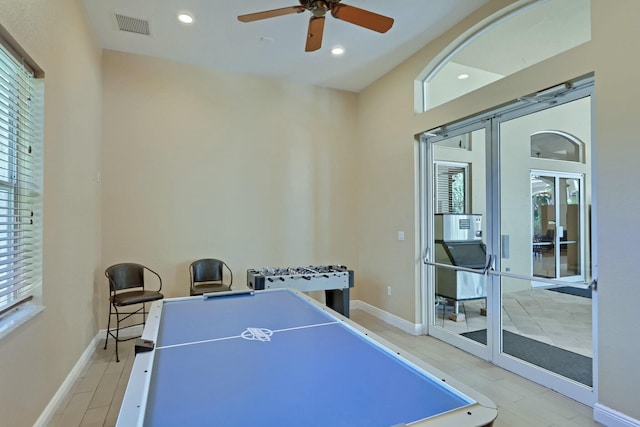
[238,0,394,52]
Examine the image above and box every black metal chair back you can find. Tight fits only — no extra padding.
[191,259,224,283]
[189,258,233,295]
[106,263,145,292]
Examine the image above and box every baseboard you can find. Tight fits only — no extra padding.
[34,326,143,426]
[33,333,102,427]
[594,403,640,427]
[351,300,423,335]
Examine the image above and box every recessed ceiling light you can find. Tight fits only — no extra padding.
[331,47,345,56]
[457,73,470,80]
[178,13,194,24]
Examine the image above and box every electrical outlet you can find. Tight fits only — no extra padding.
[387,286,392,296]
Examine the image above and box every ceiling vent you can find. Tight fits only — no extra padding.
[114,13,151,36]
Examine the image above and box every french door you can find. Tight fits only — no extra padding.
[420,78,595,405]
[531,171,585,284]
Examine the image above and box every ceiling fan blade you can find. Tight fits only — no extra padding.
[305,16,325,52]
[330,4,394,33]
[238,6,306,23]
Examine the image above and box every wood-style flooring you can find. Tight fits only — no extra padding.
[49,308,602,427]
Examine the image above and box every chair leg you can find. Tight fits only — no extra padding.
[105,302,151,363]
[114,305,120,362]
[104,303,112,350]
[461,302,469,331]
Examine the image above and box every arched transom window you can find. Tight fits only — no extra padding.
[530,130,584,163]
[416,0,591,112]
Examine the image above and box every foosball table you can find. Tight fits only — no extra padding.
[247,265,354,317]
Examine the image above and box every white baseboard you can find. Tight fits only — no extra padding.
[33,333,102,427]
[594,403,640,427]
[35,326,143,426]
[351,302,640,427]
[351,300,423,335]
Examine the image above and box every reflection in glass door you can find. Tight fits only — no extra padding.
[532,172,584,281]
[424,126,490,359]
[498,95,593,403]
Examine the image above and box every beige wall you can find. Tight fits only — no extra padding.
[591,0,640,418]
[100,51,359,313]
[2,0,640,425]
[0,1,102,426]
[355,0,520,325]
[357,0,640,421]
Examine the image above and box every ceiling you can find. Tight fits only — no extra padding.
[80,0,488,93]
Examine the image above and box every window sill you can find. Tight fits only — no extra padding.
[0,303,46,341]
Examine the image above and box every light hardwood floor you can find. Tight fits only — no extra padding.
[49,308,603,427]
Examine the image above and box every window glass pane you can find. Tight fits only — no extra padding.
[560,177,581,277]
[423,0,591,110]
[0,86,12,183]
[531,131,582,162]
[434,162,467,214]
[0,38,42,317]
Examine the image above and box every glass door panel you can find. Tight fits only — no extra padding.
[422,80,594,405]
[532,175,556,279]
[428,128,489,352]
[560,177,582,278]
[531,173,583,281]
[498,97,592,394]
[500,275,593,386]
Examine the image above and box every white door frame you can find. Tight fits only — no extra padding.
[419,77,597,406]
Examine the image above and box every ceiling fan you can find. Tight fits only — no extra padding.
[237,0,394,52]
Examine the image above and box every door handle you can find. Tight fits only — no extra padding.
[501,235,510,259]
[475,255,496,274]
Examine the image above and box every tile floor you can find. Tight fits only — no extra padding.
[48,304,602,427]
[437,287,592,357]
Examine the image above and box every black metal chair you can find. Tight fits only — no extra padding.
[104,263,163,362]
[189,258,233,296]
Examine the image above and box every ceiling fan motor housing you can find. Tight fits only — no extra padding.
[309,1,329,17]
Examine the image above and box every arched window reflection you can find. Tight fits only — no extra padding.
[530,130,583,163]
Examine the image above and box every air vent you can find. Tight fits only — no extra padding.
[114,13,151,36]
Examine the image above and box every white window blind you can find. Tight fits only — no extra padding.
[434,163,467,214]
[0,41,42,317]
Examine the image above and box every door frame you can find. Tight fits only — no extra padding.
[419,76,597,406]
[530,170,586,284]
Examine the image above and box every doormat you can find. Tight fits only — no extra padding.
[460,329,592,387]
[546,286,592,299]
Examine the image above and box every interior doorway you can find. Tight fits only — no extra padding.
[532,172,584,283]
[420,78,595,405]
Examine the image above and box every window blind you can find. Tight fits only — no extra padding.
[0,41,42,316]
[434,163,466,214]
